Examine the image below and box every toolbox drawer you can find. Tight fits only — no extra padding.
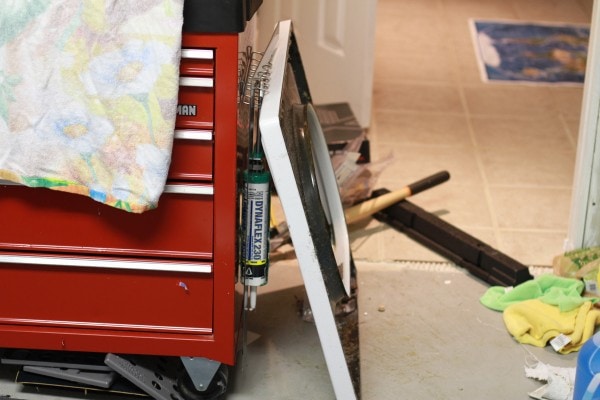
[169,129,213,181]
[0,184,214,260]
[171,48,215,179]
[176,81,214,129]
[180,48,214,77]
[0,258,214,334]
[177,48,215,129]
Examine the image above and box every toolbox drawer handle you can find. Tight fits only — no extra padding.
[163,184,213,196]
[1,180,215,196]
[181,48,214,60]
[174,129,212,141]
[0,254,212,274]
[179,77,213,88]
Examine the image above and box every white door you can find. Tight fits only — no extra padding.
[256,0,378,128]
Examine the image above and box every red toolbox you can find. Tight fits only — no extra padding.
[0,5,258,372]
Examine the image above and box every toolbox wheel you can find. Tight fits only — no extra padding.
[177,364,229,400]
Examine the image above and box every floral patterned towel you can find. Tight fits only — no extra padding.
[0,0,184,213]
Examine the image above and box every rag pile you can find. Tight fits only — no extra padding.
[481,274,600,353]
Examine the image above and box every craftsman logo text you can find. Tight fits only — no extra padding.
[177,104,197,116]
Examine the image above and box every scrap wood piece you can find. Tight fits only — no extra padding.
[372,188,533,286]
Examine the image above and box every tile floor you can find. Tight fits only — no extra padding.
[365,0,592,269]
[0,0,595,399]
[247,0,594,398]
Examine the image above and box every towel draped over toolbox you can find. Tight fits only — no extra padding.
[0,0,184,213]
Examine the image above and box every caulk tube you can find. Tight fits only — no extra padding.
[242,157,271,309]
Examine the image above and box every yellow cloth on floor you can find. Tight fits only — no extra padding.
[503,299,600,354]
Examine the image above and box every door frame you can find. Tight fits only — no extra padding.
[567,0,600,250]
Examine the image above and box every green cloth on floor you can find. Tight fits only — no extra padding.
[480,274,597,312]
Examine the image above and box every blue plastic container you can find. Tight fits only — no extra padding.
[575,332,600,399]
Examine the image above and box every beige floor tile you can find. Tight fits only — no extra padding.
[441,0,518,21]
[512,0,591,23]
[479,146,575,187]
[377,0,444,19]
[374,49,460,84]
[498,230,568,266]
[550,85,585,119]
[470,114,575,151]
[376,145,483,188]
[409,183,495,228]
[578,0,594,15]
[463,85,558,116]
[449,19,495,85]
[375,15,448,54]
[349,219,387,260]
[373,83,465,114]
[455,46,488,85]
[489,186,572,230]
[373,110,471,146]
[445,15,481,51]
[563,116,581,145]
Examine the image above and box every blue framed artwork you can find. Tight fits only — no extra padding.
[471,19,589,84]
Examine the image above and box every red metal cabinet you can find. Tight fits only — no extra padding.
[0,32,242,366]
[0,185,215,259]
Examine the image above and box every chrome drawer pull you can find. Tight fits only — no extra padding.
[0,180,17,185]
[174,129,212,141]
[163,184,214,196]
[0,254,212,274]
[181,49,214,60]
[0,181,214,196]
[179,77,213,88]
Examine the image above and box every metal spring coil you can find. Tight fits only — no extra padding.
[248,60,272,111]
[237,47,275,117]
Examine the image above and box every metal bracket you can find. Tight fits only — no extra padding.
[180,356,221,392]
[1,349,111,371]
[22,366,116,389]
[104,353,184,400]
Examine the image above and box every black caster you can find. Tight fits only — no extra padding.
[177,364,229,400]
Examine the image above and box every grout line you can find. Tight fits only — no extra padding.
[355,259,465,274]
[558,112,579,151]
[496,227,569,234]
[453,52,505,255]
[488,182,575,190]
[355,258,554,276]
